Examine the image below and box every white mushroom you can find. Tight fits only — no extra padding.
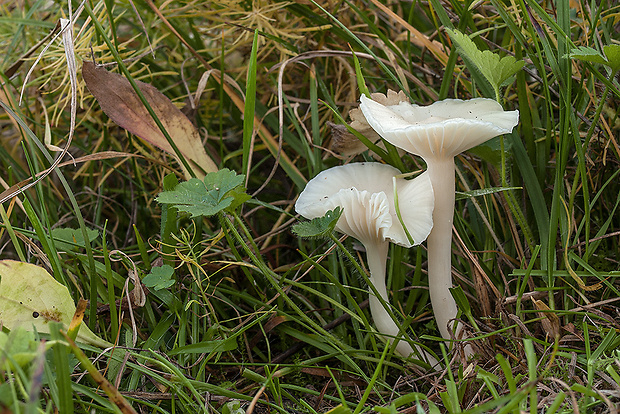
[359,95,519,344]
[295,162,435,362]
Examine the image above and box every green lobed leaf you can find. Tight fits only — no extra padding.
[156,178,230,217]
[203,169,246,202]
[446,29,525,94]
[156,169,248,217]
[569,44,620,72]
[226,186,252,211]
[292,207,342,239]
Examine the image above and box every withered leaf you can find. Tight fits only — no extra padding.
[532,297,561,340]
[329,89,408,157]
[82,61,217,178]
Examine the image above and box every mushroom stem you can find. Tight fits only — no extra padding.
[426,158,460,341]
[366,241,438,365]
[366,241,412,356]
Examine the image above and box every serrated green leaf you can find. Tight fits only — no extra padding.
[157,178,215,205]
[177,197,232,218]
[226,186,252,212]
[203,168,245,202]
[569,46,609,66]
[156,178,223,217]
[156,169,248,217]
[446,29,524,96]
[292,207,342,239]
[142,265,175,290]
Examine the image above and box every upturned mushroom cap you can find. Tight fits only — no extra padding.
[295,163,434,248]
[359,95,519,159]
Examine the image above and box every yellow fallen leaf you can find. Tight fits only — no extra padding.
[0,260,112,348]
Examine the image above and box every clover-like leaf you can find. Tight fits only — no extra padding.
[156,169,248,217]
[222,400,245,414]
[447,29,525,99]
[142,265,175,290]
[292,207,342,239]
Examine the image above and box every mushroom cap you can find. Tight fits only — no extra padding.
[359,95,519,160]
[295,163,434,247]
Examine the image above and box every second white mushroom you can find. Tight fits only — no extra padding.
[295,162,435,363]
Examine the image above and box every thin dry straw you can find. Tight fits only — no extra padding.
[3,3,85,204]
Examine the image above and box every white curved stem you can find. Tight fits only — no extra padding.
[365,241,438,366]
[426,158,460,342]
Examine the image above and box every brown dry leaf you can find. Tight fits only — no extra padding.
[532,297,561,340]
[82,61,217,179]
[329,90,408,157]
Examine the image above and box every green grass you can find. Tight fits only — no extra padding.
[0,0,619,412]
